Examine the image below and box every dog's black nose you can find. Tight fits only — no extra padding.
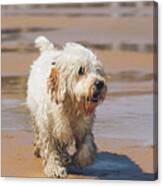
[95,80,104,90]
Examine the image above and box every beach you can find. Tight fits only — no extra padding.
[1,2,157,180]
[1,77,156,179]
[1,130,155,179]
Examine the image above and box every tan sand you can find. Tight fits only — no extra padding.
[1,131,95,179]
[1,50,153,76]
[1,130,155,178]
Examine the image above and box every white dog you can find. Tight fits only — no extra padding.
[27,36,107,178]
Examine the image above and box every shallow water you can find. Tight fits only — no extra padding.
[1,76,154,146]
[94,94,154,145]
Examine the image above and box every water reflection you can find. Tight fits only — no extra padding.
[2,76,27,99]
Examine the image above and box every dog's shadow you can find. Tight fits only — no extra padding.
[68,152,157,180]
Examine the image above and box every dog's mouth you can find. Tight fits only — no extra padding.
[79,86,107,115]
[91,97,98,103]
[90,91,100,103]
[79,85,107,115]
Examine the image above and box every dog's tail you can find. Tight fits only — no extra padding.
[34,36,54,53]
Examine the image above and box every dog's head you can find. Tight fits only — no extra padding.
[48,43,107,115]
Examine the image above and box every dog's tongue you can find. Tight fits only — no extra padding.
[85,102,96,115]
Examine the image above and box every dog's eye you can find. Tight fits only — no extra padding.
[51,62,56,65]
[78,67,85,75]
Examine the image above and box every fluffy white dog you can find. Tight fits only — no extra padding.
[27,36,107,178]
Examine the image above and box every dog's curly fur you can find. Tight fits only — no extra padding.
[27,36,107,178]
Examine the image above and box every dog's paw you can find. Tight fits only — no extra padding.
[73,143,96,169]
[44,164,67,178]
[73,152,94,169]
[66,140,77,156]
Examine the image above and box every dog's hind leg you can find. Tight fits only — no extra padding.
[73,133,97,169]
[32,117,41,158]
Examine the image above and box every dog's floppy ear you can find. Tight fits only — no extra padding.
[48,66,66,104]
[48,67,59,103]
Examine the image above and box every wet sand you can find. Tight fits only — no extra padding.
[1,130,156,180]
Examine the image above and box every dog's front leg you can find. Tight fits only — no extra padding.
[39,131,67,178]
[43,151,67,178]
[52,123,74,145]
[42,111,74,178]
[51,109,74,145]
[73,133,97,169]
